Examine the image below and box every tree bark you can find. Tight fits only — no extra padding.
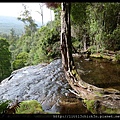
[61,2,74,72]
[83,34,87,52]
[61,2,120,114]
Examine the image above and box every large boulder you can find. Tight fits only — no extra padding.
[0,59,69,113]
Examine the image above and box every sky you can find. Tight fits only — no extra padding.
[0,2,55,24]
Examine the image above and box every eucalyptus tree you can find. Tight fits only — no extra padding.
[17,4,38,36]
[16,4,38,63]
[36,3,44,26]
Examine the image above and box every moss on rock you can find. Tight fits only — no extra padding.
[16,100,46,114]
[101,105,119,114]
[16,100,60,114]
[83,98,120,114]
[83,99,97,114]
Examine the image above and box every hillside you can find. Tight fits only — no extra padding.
[0,16,41,36]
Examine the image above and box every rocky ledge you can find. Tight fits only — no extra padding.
[0,59,70,113]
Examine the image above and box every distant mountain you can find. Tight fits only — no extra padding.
[0,16,41,36]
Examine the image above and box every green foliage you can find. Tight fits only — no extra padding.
[84,3,120,52]
[1,2,119,71]
[17,4,38,36]
[27,22,61,65]
[83,99,97,114]
[12,60,25,70]
[72,37,81,51]
[71,3,88,25]
[104,26,120,51]
[115,53,120,63]
[71,3,89,49]
[0,38,11,81]
[86,3,104,51]
[12,52,29,70]
[0,100,12,114]
[16,100,45,114]
[12,17,61,66]
[41,28,60,58]
[88,45,97,54]
[103,3,120,34]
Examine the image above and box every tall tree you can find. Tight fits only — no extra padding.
[17,4,38,36]
[45,2,120,114]
[61,2,74,72]
[61,2,120,114]
[36,3,44,26]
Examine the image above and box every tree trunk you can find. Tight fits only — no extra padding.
[39,4,44,26]
[83,34,87,52]
[61,2,120,114]
[61,2,74,72]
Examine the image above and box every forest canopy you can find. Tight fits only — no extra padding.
[0,2,120,81]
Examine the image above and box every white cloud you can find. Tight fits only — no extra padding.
[0,2,55,24]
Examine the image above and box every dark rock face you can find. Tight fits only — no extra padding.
[0,59,70,113]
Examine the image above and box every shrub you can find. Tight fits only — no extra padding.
[12,52,29,70]
[16,100,45,114]
[0,100,12,114]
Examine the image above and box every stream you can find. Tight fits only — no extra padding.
[74,57,120,91]
[60,57,120,114]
